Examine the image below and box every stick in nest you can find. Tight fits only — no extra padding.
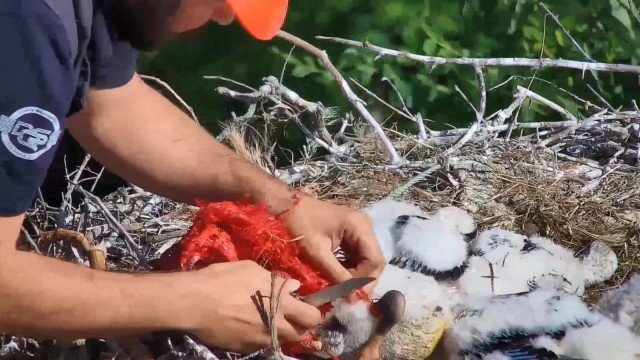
[269,272,287,359]
[39,228,107,271]
[245,273,292,360]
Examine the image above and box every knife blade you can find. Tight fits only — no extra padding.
[299,277,376,307]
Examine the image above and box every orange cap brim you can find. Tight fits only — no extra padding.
[224,0,288,40]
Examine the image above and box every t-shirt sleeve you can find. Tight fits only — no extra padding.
[88,12,139,89]
[0,3,76,216]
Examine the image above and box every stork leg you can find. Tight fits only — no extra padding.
[358,290,405,360]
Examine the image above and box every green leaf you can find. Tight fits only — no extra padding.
[557,97,579,117]
[554,29,565,46]
[523,25,542,40]
[610,0,635,38]
[423,39,439,55]
[291,65,315,78]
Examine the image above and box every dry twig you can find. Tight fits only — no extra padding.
[40,229,107,271]
[276,31,402,164]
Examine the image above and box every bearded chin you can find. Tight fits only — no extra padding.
[102,0,181,52]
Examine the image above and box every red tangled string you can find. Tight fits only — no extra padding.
[156,196,329,295]
[155,195,373,357]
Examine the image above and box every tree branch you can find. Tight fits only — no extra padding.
[315,36,640,75]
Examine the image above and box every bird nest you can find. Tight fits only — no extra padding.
[286,132,640,306]
[215,76,640,307]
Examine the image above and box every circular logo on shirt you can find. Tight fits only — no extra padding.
[0,107,61,161]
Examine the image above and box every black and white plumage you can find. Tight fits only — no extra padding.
[596,273,640,336]
[444,282,640,360]
[389,206,476,281]
[372,264,456,323]
[362,198,476,282]
[457,228,618,297]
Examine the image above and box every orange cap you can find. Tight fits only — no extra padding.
[224,0,289,40]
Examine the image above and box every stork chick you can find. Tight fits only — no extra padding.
[444,281,640,360]
[373,265,454,359]
[457,228,617,297]
[318,201,476,359]
[316,266,453,360]
[315,290,406,360]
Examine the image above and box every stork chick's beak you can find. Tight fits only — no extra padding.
[359,290,406,360]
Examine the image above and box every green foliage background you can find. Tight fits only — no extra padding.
[138,0,640,146]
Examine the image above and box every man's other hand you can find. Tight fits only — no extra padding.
[284,195,386,294]
[190,261,322,353]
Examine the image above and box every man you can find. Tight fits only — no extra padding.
[0,0,386,354]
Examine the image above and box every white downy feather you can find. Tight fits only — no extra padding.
[317,298,379,357]
[432,206,477,235]
[457,229,559,296]
[392,209,471,274]
[373,265,458,323]
[528,235,589,294]
[529,336,563,354]
[469,228,529,260]
[458,228,616,297]
[457,253,557,297]
[360,198,428,262]
[558,320,640,360]
[580,239,619,286]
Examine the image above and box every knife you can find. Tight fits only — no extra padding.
[299,277,376,307]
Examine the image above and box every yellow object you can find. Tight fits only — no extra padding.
[423,319,446,359]
[382,316,448,360]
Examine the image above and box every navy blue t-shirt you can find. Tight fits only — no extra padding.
[0,0,138,216]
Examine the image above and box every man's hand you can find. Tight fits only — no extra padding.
[190,261,322,352]
[283,195,386,294]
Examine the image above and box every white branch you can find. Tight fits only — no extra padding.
[316,36,640,75]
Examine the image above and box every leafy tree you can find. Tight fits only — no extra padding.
[139,0,640,142]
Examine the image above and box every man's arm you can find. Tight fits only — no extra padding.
[0,216,196,340]
[0,3,198,339]
[68,74,296,213]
